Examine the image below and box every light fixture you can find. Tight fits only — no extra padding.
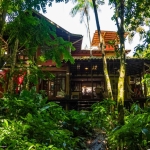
[77,64,80,70]
[92,65,97,70]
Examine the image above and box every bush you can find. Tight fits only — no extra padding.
[0,87,80,149]
[108,103,150,149]
[90,99,117,131]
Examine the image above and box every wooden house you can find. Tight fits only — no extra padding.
[34,13,150,110]
[1,11,150,110]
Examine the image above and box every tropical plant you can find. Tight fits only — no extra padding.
[133,31,150,58]
[125,0,150,52]
[108,103,150,150]
[90,99,117,130]
[0,0,75,94]
[70,0,94,46]
[64,110,93,136]
[92,0,113,100]
[70,0,113,100]
[108,0,150,125]
[0,87,80,149]
[63,110,93,149]
[108,0,129,126]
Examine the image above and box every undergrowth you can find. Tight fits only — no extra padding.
[0,87,150,149]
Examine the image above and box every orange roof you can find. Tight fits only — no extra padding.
[91,30,128,47]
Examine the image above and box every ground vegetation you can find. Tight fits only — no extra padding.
[0,91,150,149]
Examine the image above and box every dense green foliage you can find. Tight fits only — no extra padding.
[5,10,75,66]
[0,0,75,94]
[109,103,150,149]
[90,100,150,149]
[0,90,150,149]
[0,88,93,149]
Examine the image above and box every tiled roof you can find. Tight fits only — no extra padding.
[92,30,128,46]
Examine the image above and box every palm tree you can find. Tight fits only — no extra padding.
[70,0,113,100]
[70,0,96,47]
[92,0,113,100]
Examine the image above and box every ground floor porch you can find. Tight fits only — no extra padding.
[49,97,148,111]
[37,58,150,110]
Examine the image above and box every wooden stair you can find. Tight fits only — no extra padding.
[78,100,99,111]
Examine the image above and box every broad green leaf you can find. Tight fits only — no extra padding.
[4,119,9,128]
[40,105,50,112]
[26,113,33,122]
[28,145,35,150]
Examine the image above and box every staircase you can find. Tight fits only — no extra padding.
[78,100,99,111]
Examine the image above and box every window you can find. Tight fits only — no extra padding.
[39,72,66,99]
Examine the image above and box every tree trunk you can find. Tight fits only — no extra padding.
[116,0,126,125]
[0,2,7,68]
[0,7,7,35]
[92,0,113,100]
[8,38,19,93]
[117,54,125,106]
[25,67,30,90]
[85,14,93,56]
[117,51,125,125]
[101,43,113,99]
[86,15,92,46]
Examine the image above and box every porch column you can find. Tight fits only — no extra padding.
[126,76,131,99]
[143,65,147,97]
[65,65,70,110]
[66,66,70,96]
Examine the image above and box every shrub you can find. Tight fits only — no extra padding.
[0,87,79,149]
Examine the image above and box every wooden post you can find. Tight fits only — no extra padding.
[126,76,130,99]
[143,65,147,97]
[65,65,70,110]
[91,60,93,99]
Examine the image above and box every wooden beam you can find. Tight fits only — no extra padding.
[41,67,66,71]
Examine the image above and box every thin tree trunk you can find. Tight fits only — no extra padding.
[0,8,7,35]
[117,49,125,125]
[0,37,4,68]
[92,0,113,100]
[0,2,7,69]
[85,14,93,56]
[0,0,8,69]
[117,53,125,105]
[8,38,19,93]
[115,0,126,125]
[86,15,92,46]
[25,67,30,90]
[101,43,113,99]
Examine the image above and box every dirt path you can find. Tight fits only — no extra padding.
[86,130,108,150]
